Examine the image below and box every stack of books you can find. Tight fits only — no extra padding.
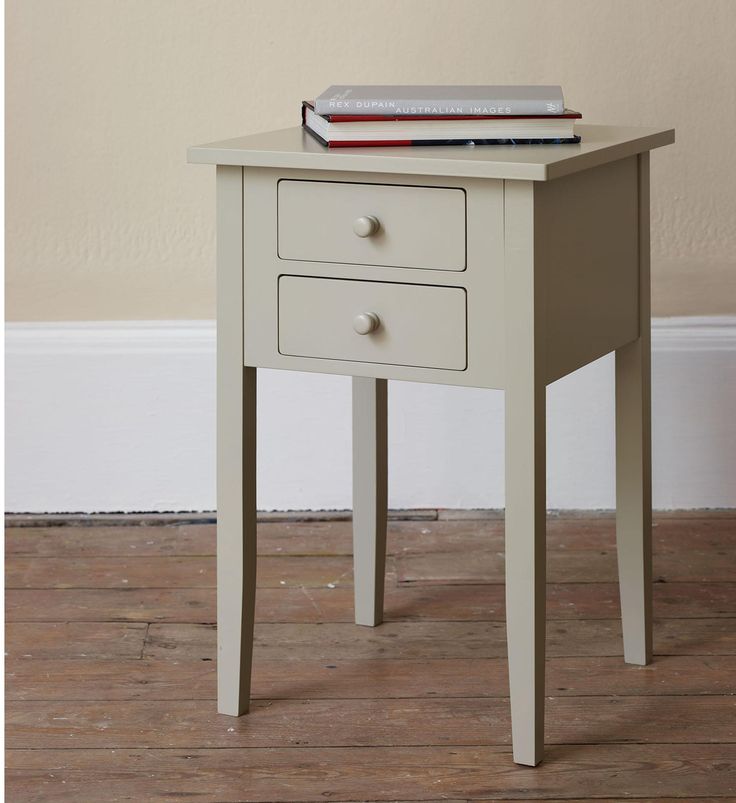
[302,85,581,148]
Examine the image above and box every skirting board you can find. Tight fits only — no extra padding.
[5,317,736,513]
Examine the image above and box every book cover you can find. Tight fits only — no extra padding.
[314,85,566,116]
[304,101,581,123]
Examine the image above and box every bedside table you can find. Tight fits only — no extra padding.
[188,124,674,766]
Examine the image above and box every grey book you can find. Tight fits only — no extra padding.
[315,85,565,117]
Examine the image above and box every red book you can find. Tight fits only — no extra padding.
[301,101,581,148]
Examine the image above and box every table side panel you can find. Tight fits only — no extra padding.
[536,156,640,383]
[243,167,505,389]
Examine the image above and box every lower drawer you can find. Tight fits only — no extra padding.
[278,276,467,370]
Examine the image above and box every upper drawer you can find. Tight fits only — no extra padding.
[277,179,466,271]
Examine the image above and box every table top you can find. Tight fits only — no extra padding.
[188,124,674,181]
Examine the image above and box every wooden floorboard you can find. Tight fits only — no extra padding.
[7,581,736,623]
[6,745,736,801]
[136,619,736,661]
[8,548,736,587]
[6,516,734,557]
[5,514,736,801]
[7,655,736,702]
[7,696,736,749]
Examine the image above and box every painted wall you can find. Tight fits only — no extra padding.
[6,0,736,322]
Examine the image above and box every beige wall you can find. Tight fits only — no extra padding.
[6,0,736,321]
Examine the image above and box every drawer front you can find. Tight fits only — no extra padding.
[278,276,467,370]
[277,180,466,271]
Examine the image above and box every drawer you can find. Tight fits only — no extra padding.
[277,180,466,271]
[278,276,467,370]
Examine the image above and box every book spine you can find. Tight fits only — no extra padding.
[314,97,564,116]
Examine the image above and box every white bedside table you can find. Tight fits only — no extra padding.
[188,124,674,766]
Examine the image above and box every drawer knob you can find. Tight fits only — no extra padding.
[352,215,380,238]
[353,312,381,335]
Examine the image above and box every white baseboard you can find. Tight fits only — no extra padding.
[5,317,736,513]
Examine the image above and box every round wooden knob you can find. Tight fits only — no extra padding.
[352,215,380,237]
[352,312,381,335]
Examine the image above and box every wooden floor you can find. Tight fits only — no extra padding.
[5,512,736,802]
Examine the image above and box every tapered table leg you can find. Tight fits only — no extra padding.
[216,165,257,715]
[352,376,388,627]
[505,369,546,766]
[504,180,546,766]
[615,152,653,666]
